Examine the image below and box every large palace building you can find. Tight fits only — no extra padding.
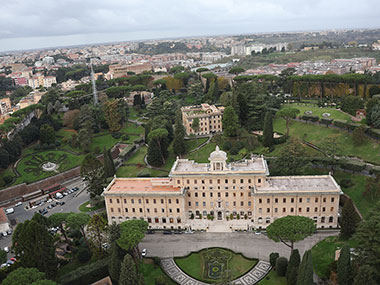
[104,147,342,232]
[181,104,224,136]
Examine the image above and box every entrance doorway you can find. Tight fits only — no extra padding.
[217,211,222,220]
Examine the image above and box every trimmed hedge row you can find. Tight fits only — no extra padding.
[59,257,110,285]
[338,160,367,172]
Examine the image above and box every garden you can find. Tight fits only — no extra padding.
[174,248,257,283]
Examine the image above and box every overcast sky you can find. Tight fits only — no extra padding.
[1,0,379,52]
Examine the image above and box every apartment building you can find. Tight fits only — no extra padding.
[104,147,342,232]
[181,104,224,136]
[28,76,57,89]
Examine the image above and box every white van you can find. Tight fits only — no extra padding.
[5,208,14,215]
[55,193,63,199]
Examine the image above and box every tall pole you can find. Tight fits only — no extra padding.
[90,59,98,106]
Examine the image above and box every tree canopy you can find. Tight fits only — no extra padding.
[266,216,316,251]
[276,107,300,136]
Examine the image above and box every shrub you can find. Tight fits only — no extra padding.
[49,143,56,149]
[59,259,69,266]
[55,140,61,146]
[235,141,245,150]
[155,275,170,285]
[77,248,91,263]
[236,214,240,220]
[276,257,288,276]
[222,141,232,151]
[339,178,354,188]
[333,119,348,129]
[367,128,380,140]
[111,132,122,139]
[321,117,333,126]
[339,159,366,172]
[270,252,279,268]
[3,175,13,185]
[94,146,101,154]
[152,256,161,267]
[72,247,79,254]
[122,134,129,141]
[41,143,49,150]
[190,213,194,219]
[274,135,288,145]
[301,115,319,122]
[369,165,380,176]
[34,144,41,151]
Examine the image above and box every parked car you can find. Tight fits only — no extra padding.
[6,229,12,235]
[55,193,63,199]
[14,202,22,207]
[4,247,9,253]
[163,230,172,235]
[174,230,183,234]
[146,230,155,234]
[5,208,14,215]
[141,249,147,257]
[57,201,65,206]
[184,229,194,234]
[2,232,7,237]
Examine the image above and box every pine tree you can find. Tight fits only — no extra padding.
[337,246,352,285]
[233,90,249,126]
[340,198,360,239]
[247,93,267,130]
[119,254,138,285]
[147,128,169,167]
[353,265,378,285]
[108,243,122,283]
[286,249,300,285]
[107,148,116,176]
[173,111,186,157]
[297,250,313,285]
[262,111,274,147]
[103,147,113,178]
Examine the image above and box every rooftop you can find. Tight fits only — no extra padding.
[257,175,342,193]
[104,177,182,195]
[0,208,8,224]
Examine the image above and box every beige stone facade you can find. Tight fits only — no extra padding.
[181,104,224,136]
[104,147,342,231]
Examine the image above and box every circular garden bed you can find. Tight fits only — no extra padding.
[174,248,257,283]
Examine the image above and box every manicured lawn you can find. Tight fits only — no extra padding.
[311,236,359,280]
[273,118,380,165]
[186,142,217,163]
[175,248,257,283]
[257,270,286,285]
[15,150,85,184]
[116,165,168,177]
[126,146,147,164]
[120,121,145,134]
[139,259,176,285]
[79,201,104,212]
[282,104,351,121]
[185,137,209,152]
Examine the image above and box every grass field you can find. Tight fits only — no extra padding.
[78,201,104,212]
[185,142,217,163]
[185,137,209,152]
[257,270,286,285]
[311,236,359,280]
[282,104,352,121]
[174,248,257,283]
[273,118,380,165]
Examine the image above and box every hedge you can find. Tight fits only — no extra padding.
[274,135,289,145]
[320,117,333,126]
[338,159,366,172]
[367,128,380,140]
[369,165,380,176]
[276,257,288,277]
[333,119,348,129]
[300,115,319,122]
[59,257,110,285]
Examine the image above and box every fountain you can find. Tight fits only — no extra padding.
[42,162,58,172]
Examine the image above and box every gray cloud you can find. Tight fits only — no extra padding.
[0,0,379,52]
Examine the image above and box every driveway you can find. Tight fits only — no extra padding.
[140,231,338,260]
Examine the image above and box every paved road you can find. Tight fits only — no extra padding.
[140,231,339,261]
[0,179,90,253]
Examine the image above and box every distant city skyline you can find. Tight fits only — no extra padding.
[1,0,380,52]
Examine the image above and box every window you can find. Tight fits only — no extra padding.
[217,179,220,184]
[248,201,251,206]
[225,179,228,183]
[187,193,191,197]
[116,199,120,203]
[321,217,325,223]
[299,198,302,203]
[139,208,143,213]
[241,202,244,206]
[138,199,141,204]
[267,208,270,213]
[210,193,213,197]
[306,198,310,203]
[161,208,165,213]
[202,192,205,197]
[209,179,212,184]
[258,178,262,183]
[194,180,197,184]
[148,218,152,223]
[307,207,310,212]
[275,198,278,203]
[291,208,294,213]
[195,202,199,206]
[176,199,179,204]
[331,197,335,202]
[315,198,318,203]
[218,192,221,197]
[248,179,251,183]
[259,208,262,213]
[162,218,166,223]
[259,199,262,203]
[330,207,334,212]
[186,180,190,184]
[267,198,270,203]
[283,208,286,213]
[329,217,334,223]
[169,208,172,213]
[177,180,180,184]
[131,199,134,204]
[299,208,302,213]
[188,202,191,206]
[322,207,326,212]
[161,199,164,204]
[155,218,159,223]
[275,208,278,213]
[146,199,149,204]
[132,208,135,213]
[203,202,206,206]
[225,192,229,197]
[323,197,326,202]
[124,199,127,203]
[195,192,198,197]
[315,207,318,212]
[291,198,294,203]
[109,199,113,203]
[233,201,236,206]
[233,193,236,197]
[240,179,244,183]
[241,192,243,197]
[125,208,128,212]
[283,198,286,203]
[233,179,236,184]
[177,208,180,213]
[147,209,150,213]
[202,180,205,184]
[154,208,157,213]
[111,207,114,212]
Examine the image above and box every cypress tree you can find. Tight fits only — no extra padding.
[234,91,249,126]
[108,243,122,283]
[297,250,308,285]
[304,250,314,285]
[173,111,186,157]
[340,198,360,239]
[107,148,116,175]
[337,246,352,285]
[103,147,113,177]
[119,253,138,285]
[286,249,301,285]
[262,111,274,147]
[147,136,164,167]
[247,93,267,130]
